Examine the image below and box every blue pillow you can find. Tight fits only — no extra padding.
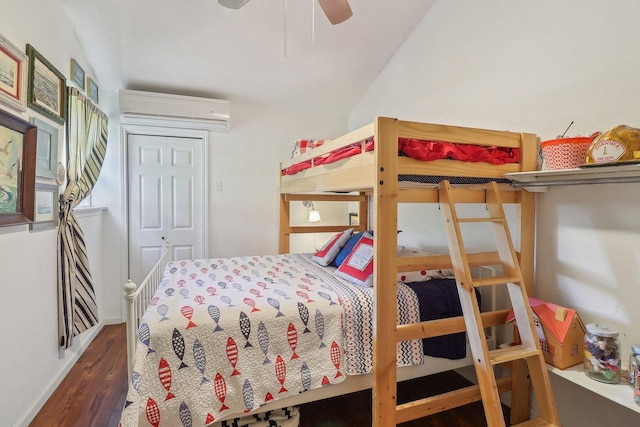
[332,230,373,267]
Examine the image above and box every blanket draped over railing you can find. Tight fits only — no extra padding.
[57,87,108,349]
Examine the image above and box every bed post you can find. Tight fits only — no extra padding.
[372,116,399,427]
[279,194,290,254]
[124,279,137,382]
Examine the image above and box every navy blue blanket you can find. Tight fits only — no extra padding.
[405,278,480,360]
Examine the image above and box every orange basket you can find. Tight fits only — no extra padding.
[541,136,594,170]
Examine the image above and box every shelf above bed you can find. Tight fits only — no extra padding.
[505,163,640,191]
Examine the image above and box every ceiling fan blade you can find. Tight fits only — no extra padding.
[317,0,353,25]
[218,0,250,9]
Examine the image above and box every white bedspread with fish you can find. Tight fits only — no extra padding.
[120,253,424,427]
[120,254,346,427]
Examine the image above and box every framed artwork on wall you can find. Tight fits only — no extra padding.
[26,44,66,124]
[0,33,28,112]
[30,181,58,231]
[29,117,58,180]
[0,108,36,227]
[87,77,98,103]
[70,58,85,90]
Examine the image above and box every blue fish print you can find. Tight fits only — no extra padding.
[301,362,311,392]
[315,309,326,349]
[242,379,255,412]
[207,305,224,332]
[138,323,155,355]
[239,311,253,348]
[172,328,188,369]
[318,291,337,305]
[193,339,209,384]
[267,297,285,317]
[179,401,193,427]
[220,295,234,307]
[258,321,270,364]
[297,302,311,333]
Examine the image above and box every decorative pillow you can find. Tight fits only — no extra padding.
[311,228,354,266]
[332,230,373,267]
[396,247,455,283]
[336,232,375,287]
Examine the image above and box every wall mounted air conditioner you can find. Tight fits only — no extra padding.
[119,89,230,131]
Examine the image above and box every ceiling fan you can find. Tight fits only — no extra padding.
[218,0,353,25]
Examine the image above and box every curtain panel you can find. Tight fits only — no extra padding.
[57,87,108,349]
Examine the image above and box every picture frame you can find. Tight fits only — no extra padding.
[87,77,98,103]
[70,58,85,90]
[0,33,28,112]
[26,44,66,124]
[29,117,58,180]
[349,212,359,226]
[30,181,58,231]
[0,108,36,227]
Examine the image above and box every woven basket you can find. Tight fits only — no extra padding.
[541,137,593,170]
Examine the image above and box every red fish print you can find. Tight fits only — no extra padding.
[249,288,263,298]
[321,375,330,386]
[145,397,160,427]
[150,296,159,306]
[194,295,205,305]
[206,414,215,424]
[264,392,274,402]
[181,306,197,329]
[287,323,299,360]
[177,279,186,287]
[330,341,343,378]
[275,355,287,393]
[214,373,230,411]
[243,297,260,313]
[226,337,240,376]
[233,268,241,276]
[296,291,314,303]
[257,282,268,291]
[206,286,217,296]
[158,358,175,400]
[297,284,311,293]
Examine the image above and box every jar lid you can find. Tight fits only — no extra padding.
[585,323,619,337]
[632,343,640,354]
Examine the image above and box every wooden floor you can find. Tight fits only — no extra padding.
[31,324,508,427]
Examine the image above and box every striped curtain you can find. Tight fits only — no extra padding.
[57,87,108,349]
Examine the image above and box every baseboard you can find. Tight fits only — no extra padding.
[16,322,104,427]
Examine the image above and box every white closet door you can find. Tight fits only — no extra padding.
[128,133,205,285]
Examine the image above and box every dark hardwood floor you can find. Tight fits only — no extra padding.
[30,324,507,426]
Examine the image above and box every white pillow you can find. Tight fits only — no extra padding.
[311,228,354,266]
[396,247,455,283]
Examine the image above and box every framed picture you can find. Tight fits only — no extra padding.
[26,44,66,124]
[70,58,85,90]
[0,33,28,112]
[30,182,58,231]
[0,108,36,227]
[87,77,98,103]
[29,117,58,180]
[349,212,359,226]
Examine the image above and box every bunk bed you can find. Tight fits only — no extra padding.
[121,116,539,427]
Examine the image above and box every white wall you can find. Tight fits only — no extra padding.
[0,2,348,426]
[0,2,114,426]
[348,0,640,425]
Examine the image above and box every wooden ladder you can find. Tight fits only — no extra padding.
[438,180,560,427]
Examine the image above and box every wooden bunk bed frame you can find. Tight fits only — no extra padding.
[278,117,539,426]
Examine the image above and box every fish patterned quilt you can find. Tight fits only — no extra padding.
[119,253,424,427]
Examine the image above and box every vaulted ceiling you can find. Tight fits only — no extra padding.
[65,0,435,116]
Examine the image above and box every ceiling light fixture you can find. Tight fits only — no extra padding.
[218,0,352,25]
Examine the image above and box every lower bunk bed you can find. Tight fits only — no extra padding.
[120,245,484,427]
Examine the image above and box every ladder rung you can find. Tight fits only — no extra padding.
[512,418,560,427]
[472,275,522,287]
[488,344,540,365]
[457,217,505,223]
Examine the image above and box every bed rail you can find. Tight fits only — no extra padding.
[124,243,173,379]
